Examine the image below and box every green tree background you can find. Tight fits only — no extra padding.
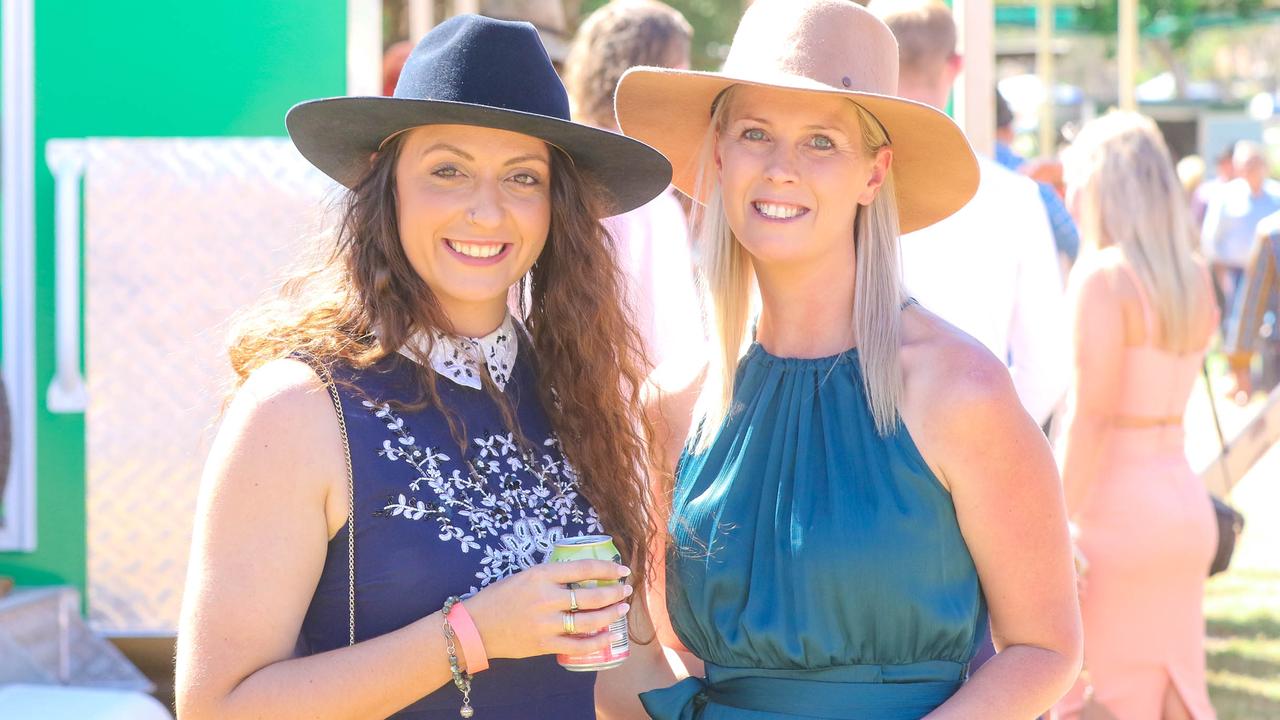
[1074,0,1264,49]
[574,0,1278,98]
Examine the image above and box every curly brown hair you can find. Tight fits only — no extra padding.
[563,0,693,129]
[227,132,659,617]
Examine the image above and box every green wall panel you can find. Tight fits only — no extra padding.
[0,0,347,596]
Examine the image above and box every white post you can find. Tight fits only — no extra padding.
[953,0,995,156]
[1036,0,1056,156]
[453,0,480,16]
[45,140,88,415]
[1,0,38,552]
[408,0,436,43]
[1118,0,1138,111]
[347,0,383,96]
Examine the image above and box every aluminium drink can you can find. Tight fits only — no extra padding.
[549,534,631,671]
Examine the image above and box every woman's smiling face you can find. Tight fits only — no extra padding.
[715,85,890,268]
[394,124,552,323]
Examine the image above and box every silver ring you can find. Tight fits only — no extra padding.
[568,587,579,612]
[562,611,577,635]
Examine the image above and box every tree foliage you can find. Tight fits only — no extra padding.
[1073,0,1264,48]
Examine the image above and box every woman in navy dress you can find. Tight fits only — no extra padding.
[177,16,676,720]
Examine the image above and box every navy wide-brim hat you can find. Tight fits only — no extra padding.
[286,14,672,217]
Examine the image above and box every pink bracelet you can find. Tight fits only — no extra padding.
[446,600,489,673]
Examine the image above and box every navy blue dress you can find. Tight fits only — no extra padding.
[298,344,603,718]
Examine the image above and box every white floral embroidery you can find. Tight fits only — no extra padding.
[365,401,601,586]
[397,315,518,391]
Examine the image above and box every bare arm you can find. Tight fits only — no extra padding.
[176,359,457,719]
[905,336,1082,719]
[1057,264,1125,515]
[595,599,683,719]
[176,360,630,720]
[639,357,706,673]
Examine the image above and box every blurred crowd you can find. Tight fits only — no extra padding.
[1184,139,1280,400]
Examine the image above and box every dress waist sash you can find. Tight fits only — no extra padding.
[639,661,966,719]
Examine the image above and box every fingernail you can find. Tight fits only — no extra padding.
[617,565,631,576]
[623,585,634,597]
[619,603,631,615]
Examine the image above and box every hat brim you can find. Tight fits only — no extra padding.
[615,67,979,234]
[287,96,673,217]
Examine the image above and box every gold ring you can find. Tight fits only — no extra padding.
[568,587,579,612]
[563,611,577,635]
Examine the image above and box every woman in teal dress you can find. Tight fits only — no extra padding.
[614,1,1083,718]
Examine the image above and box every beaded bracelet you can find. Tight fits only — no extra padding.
[441,596,475,718]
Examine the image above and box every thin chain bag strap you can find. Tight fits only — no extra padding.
[306,357,357,645]
[1201,361,1246,576]
[1201,266,1238,496]
[1201,362,1233,492]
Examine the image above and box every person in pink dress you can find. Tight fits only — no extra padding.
[1055,111,1220,719]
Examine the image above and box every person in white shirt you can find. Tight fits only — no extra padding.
[873,0,1068,427]
[1201,140,1280,338]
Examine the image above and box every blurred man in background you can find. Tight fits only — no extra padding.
[1202,140,1280,337]
[1190,141,1238,228]
[995,89,1079,266]
[873,0,1069,430]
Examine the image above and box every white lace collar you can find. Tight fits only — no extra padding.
[397,315,519,391]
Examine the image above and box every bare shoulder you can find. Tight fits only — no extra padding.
[207,358,345,523]
[225,358,335,438]
[1066,247,1126,299]
[900,304,1014,415]
[643,355,705,423]
[642,356,707,476]
[899,305,1028,489]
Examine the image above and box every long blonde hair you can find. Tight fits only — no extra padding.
[1063,111,1202,348]
[692,88,905,448]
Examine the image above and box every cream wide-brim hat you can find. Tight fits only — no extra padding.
[614,0,978,234]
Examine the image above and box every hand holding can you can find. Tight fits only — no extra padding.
[458,555,629,664]
[549,535,632,671]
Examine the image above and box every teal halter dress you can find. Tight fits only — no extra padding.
[640,344,987,719]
